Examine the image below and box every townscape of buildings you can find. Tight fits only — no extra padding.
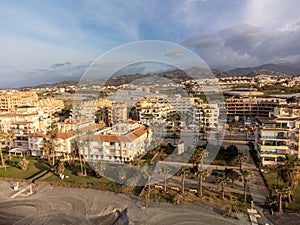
[1,73,300,167]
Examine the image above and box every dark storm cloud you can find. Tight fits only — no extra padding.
[181,23,300,69]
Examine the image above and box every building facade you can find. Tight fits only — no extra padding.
[256,107,300,166]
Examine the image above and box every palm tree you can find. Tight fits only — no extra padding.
[0,129,7,171]
[241,169,253,206]
[235,151,248,171]
[47,124,58,166]
[170,113,179,131]
[18,157,29,171]
[194,168,208,196]
[57,161,65,179]
[178,166,190,194]
[141,165,152,207]
[143,124,150,139]
[159,165,170,193]
[98,111,105,123]
[6,130,16,162]
[280,155,299,193]
[228,124,233,139]
[41,139,52,162]
[216,172,227,199]
[225,168,240,188]
[77,141,87,176]
[271,183,290,213]
[191,147,207,169]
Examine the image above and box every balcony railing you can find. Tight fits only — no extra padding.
[261,136,287,139]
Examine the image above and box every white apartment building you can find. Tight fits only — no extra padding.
[188,102,220,129]
[136,97,176,124]
[256,106,300,166]
[79,121,151,162]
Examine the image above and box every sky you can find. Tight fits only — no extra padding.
[1,0,300,87]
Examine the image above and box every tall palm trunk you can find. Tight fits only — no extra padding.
[181,175,185,194]
[221,182,225,199]
[243,182,247,204]
[0,147,6,172]
[198,175,203,196]
[164,177,167,193]
[279,193,283,213]
[78,151,83,175]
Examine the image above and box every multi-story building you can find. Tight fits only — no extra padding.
[0,91,38,112]
[111,102,127,124]
[256,107,300,166]
[136,98,175,124]
[188,102,219,129]
[226,97,286,118]
[79,121,151,162]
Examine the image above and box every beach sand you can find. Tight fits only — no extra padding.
[0,181,247,225]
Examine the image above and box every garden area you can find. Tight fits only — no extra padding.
[0,157,51,180]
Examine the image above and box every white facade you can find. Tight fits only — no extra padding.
[79,122,151,162]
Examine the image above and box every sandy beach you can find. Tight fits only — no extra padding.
[0,181,249,225]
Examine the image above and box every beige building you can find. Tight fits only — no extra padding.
[256,106,300,166]
[0,91,38,112]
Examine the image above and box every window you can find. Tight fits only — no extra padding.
[110,142,115,146]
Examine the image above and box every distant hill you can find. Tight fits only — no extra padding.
[13,62,300,90]
[20,80,79,89]
[104,69,191,86]
[228,63,300,76]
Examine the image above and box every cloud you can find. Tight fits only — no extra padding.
[181,23,300,69]
[0,63,89,88]
[244,0,300,30]
[50,62,71,70]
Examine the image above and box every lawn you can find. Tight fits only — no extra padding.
[38,167,126,193]
[0,157,51,180]
[261,170,279,189]
[288,184,300,210]
[261,170,300,211]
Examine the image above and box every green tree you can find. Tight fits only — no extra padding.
[241,169,253,206]
[225,168,240,188]
[47,124,58,166]
[57,161,65,179]
[18,157,29,171]
[216,172,227,199]
[170,113,180,131]
[141,165,152,207]
[234,151,248,171]
[143,124,150,139]
[178,166,190,194]
[41,139,52,162]
[194,168,208,196]
[191,147,207,169]
[280,155,299,193]
[6,130,16,162]
[0,130,7,170]
[271,183,290,213]
[159,165,170,193]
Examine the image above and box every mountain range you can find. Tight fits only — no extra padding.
[14,62,300,89]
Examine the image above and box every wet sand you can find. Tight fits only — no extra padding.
[0,181,247,225]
